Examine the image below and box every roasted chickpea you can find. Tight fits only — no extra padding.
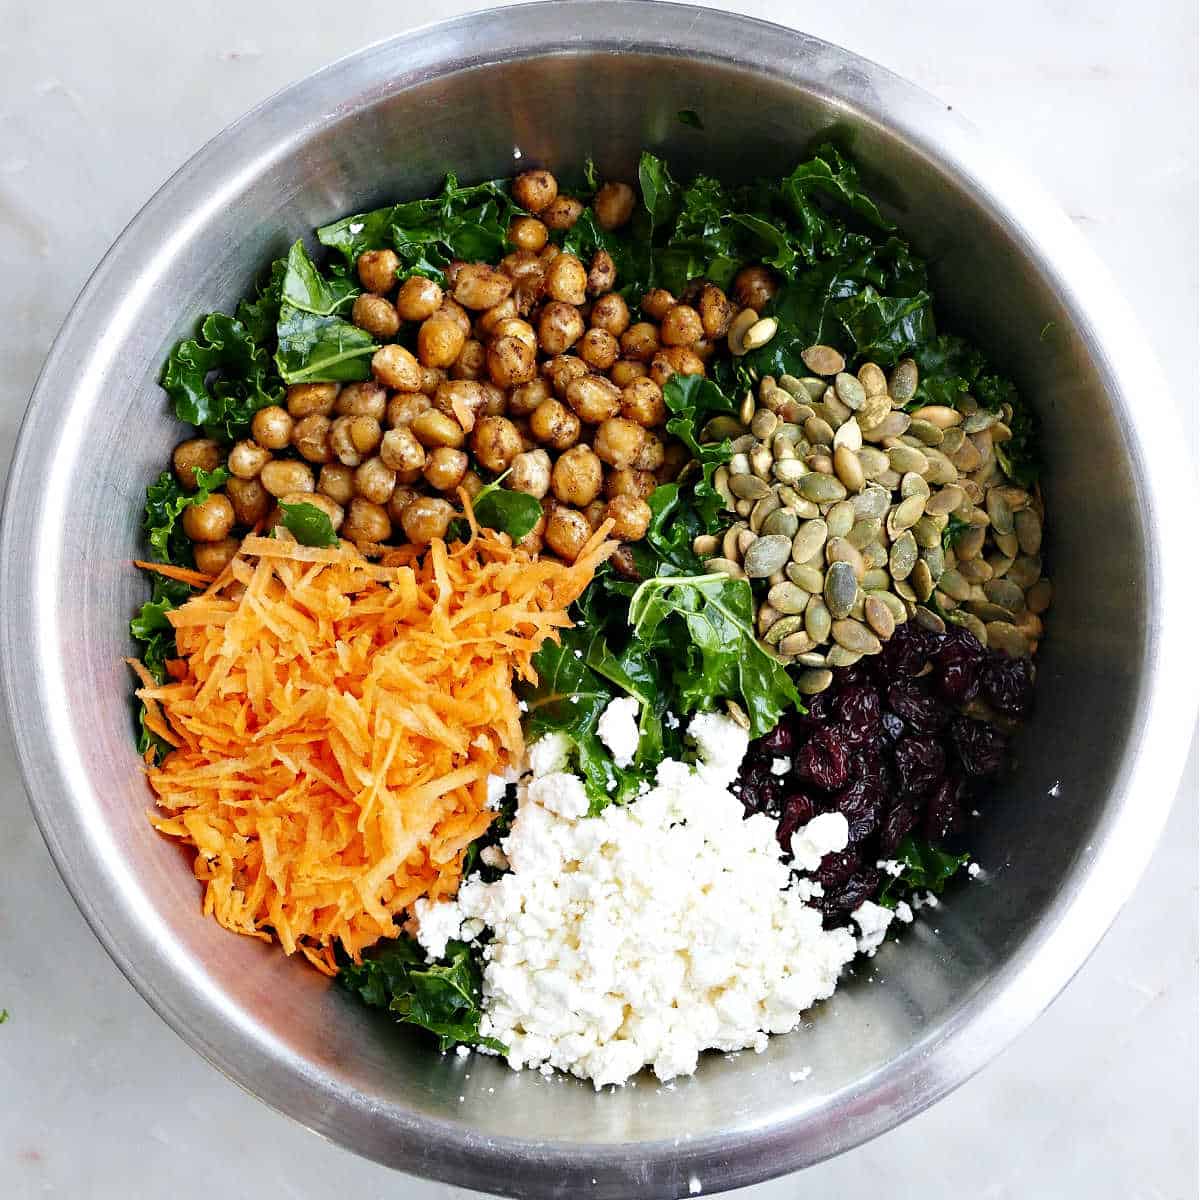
[440,298,472,336]
[620,377,666,427]
[508,448,552,498]
[453,263,513,311]
[605,495,652,541]
[650,347,705,389]
[251,405,292,450]
[411,409,466,449]
[512,169,558,213]
[387,392,432,428]
[342,497,392,545]
[504,214,546,252]
[487,335,537,388]
[538,301,585,355]
[641,289,676,322]
[582,500,607,531]
[352,293,400,339]
[565,373,622,423]
[605,467,657,501]
[586,249,616,296]
[552,444,604,506]
[193,537,240,576]
[620,321,660,362]
[593,417,647,470]
[422,446,468,492]
[417,314,467,369]
[660,303,703,347]
[451,338,486,381]
[529,398,582,451]
[334,382,387,419]
[430,380,482,433]
[480,382,508,416]
[477,296,517,338]
[292,414,333,463]
[226,476,270,526]
[182,492,235,543]
[395,275,443,321]
[318,464,356,506]
[286,382,338,418]
[509,377,551,416]
[590,292,630,336]
[544,505,592,562]
[372,345,421,392]
[609,359,647,388]
[379,426,427,473]
[471,415,523,474]
[490,317,538,353]
[541,195,583,231]
[578,328,619,371]
[459,470,483,500]
[544,354,589,397]
[593,181,636,230]
[260,459,315,498]
[658,439,691,482]
[692,338,717,362]
[401,495,456,544]
[172,438,222,491]
[419,366,445,396]
[335,415,383,463]
[353,456,397,504]
[633,431,666,473]
[227,439,270,479]
[697,283,735,339]
[544,253,587,305]
[280,490,344,533]
[510,415,536,452]
[732,264,778,310]
[387,486,420,524]
[357,249,400,294]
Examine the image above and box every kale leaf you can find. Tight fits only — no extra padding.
[278,501,339,548]
[661,373,736,533]
[130,571,195,761]
[143,466,230,566]
[878,835,970,907]
[469,477,542,542]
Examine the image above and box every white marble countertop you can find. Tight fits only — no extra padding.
[0,2,1196,1197]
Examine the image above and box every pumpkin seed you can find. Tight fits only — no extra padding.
[984,578,1025,613]
[791,520,828,564]
[848,517,883,549]
[730,473,771,501]
[889,530,918,580]
[777,486,819,518]
[729,451,751,476]
[861,567,891,591]
[735,498,753,517]
[826,536,864,580]
[963,409,998,434]
[728,308,759,356]
[796,652,828,668]
[860,542,889,572]
[761,508,799,538]
[826,501,855,538]
[941,427,967,455]
[799,473,847,503]
[1014,507,1043,555]
[705,557,745,579]
[743,316,779,350]
[736,527,758,556]
[768,581,810,614]
[823,561,858,619]
[763,613,805,646]
[867,588,908,624]
[894,577,917,602]
[805,597,832,643]
[965,599,1015,623]
[749,445,773,479]
[863,595,897,641]
[820,391,853,427]
[750,408,779,440]
[832,445,865,492]
[852,484,892,520]
[911,559,935,602]
[831,617,881,656]
[925,485,965,516]
[1006,555,1042,591]
[834,372,866,411]
[692,534,719,556]
[857,362,888,397]
[800,377,828,400]
[986,489,1014,535]
[788,563,826,593]
[887,444,929,475]
[888,358,917,400]
[779,631,815,657]
[756,604,781,636]
[778,374,806,398]
[729,434,757,455]
[856,446,890,479]
[773,458,808,485]
[749,493,780,533]
[910,405,962,429]
[1026,578,1053,614]
[938,568,971,601]
[713,464,734,508]
[797,667,834,694]
[725,699,751,729]
[803,416,835,447]
[856,392,892,432]
[826,645,863,667]
[956,526,986,560]
[744,534,793,578]
[957,557,993,583]
[739,388,757,424]
[702,415,745,442]
[913,606,945,634]
[948,609,988,646]
[922,448,959,485]
[801,344,845,376]
[987,553,1015,579]
[888,494,927,536]
[950,439,983,473]
[900,471,931,501]
[909,418,944,447]
[911,515,941,549]
[723,523,746,560]
[921,544,946,580]
[987,620,1030,658]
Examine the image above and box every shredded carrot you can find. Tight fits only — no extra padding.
[133,560,215,587]
[135,523,612,973]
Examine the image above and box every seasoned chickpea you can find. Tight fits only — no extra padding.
[582,500,608,531]
[387,392,432,428]
[335,381,387,419]
[318,464,356,506]
[471,415,523,474]
[250,405,292,450]
[490,317,538,353]
[509,377,551,416]
[593,417,647,469]
[593,181,636,230]
[352,293,400,339]
[508,215,548,252]
[357,249,400,294]
[586,249,616,296]
[453,263,513,310]
[182,492,235,542]
[544,505,592,561]
[172,438,222,490]
[658,439,690,482]
[401,495,456,544]
[480,382,508,416]
[538,301,585,355]
[508,448,552,498]
[650,347,705,388]
[227,439,270,479]
[459,470,483,499]
[510,415,536,452]
[395,275,443,321]
[620,376,666,427]
[451,338,486,381]
[579,327,619,371]
[379,426,427,473]
[439,298,472,336]
[331,415,382,464]
[260,459,314,497]
[660,303,703,347]
[226,476,270,526]
[411,409,466,449]
[552,445,604,506]
[565,373,622,423]
[633,431,666,473]
[605,495,652,541]
[353,456,397,504]
[422,446,469,492]
[286,382,338,418]
[529,398,582,451]
[545,354,589,397]
[434,380,487,430]
[193,537,240,576]
[290,414,331,463]
[642,289,676,321]
[387,486,420,524]
[590,292,630,336]
[417,314,467,368]
[370,344,420,391]
[620,321,660,362]
[544,253,587,304]
[605,466,657,500]
[732,264,778,310]
[487,335,537,388]
[342,497,392,545]
[477,296,518,338]
[419,366,445,396]
[279,490,344,532]
[512,169,558,213]
[541,195,583,231]
[697,283,735,339]
[609,359,647,388]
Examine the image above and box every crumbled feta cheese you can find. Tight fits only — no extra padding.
[412,895,464,960]
[527,732,571,778]
[851,901,895,957]
[597,696,640,768]
[419,714,855,1089]
[894,901,914,924]
[485,774,508,810]
[788,1066,812,1083]
[664,711,680,729]
[789,812,850,872]
[876,858,904,878]
[769,756,790,776]
[480,845,509,871]
[967,862,982,878]
[455,1044,471,1058]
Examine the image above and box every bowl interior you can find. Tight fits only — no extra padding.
[4,7,1174,1197]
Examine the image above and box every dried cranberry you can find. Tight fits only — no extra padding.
[815,849,861,892]
[893,736,946,796]
[981,655,1034,719]
[794,726,850,791]
[759,722,796,754]
[951,717,1008,776]
[834,685,883,745]
[882,711,906,741]
[886,679,950,733]
[794,689,833,732]
[880,623,938,676]
[832,777,883,844]
[880,802,918,854]
[924,775,967,840]
[776,791,818,849]
[935,636,984,705]
[822,867,883,915]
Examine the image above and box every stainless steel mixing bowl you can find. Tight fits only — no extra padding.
[2,3,1194,1196]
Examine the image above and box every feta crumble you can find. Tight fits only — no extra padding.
[769,756,790,776]
[597,696,640,768]
[789,812,850,872]
[528,732,571,778]
[851,901,895,957]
